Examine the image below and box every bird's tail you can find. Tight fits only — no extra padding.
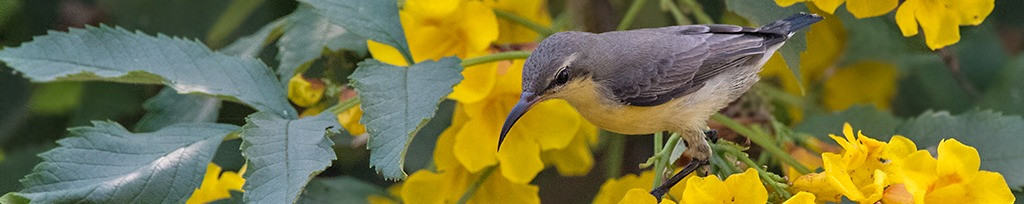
[760,12,823,36]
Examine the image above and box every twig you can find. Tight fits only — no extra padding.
[457,166,496,204]
[938,48,980,98]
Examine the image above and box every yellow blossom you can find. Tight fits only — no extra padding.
[367,0,499,104]
[337,106,366,136]
[783,192,817,204]
[774,0,897,18]
[486,0,552,44]
[287,74,324,107]
[186,163,245,204]
[790,172,843,203]
[895,0,994,49]
[387,119,541,204]
[681,168,767,204]
[896,139,1015,204]
[450,59,596,183]
[820,123,889,203]
[593,170,687,204]
[616,188,677,204]
[822,61,899,111]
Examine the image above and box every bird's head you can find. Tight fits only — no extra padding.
[498,31,597,150]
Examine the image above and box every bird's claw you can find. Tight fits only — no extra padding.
[704,129,718,143]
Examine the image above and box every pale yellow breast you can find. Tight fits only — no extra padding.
[550,79,709,135]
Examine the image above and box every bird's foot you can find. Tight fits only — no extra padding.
[704,129,718,143]
[649,158,710,201]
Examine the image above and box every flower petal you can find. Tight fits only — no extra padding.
[774,0,807,7]
[453,109,501,172]
[936,138,981,179]
[899,150,938,204]
[617,188,658,204]
[401,170,462,204]
[682,175,730,203]
[472,168,542,204]
[845,0,897,18]
[403,0,461,19]
[449,62,498,104]
[515,100,581,150]
[954,0,995,25]
[822,61,898,111]
[916,6,961,50]
[966,171,1016,203]
[895,0,921,37]
[367,40,411,66]
[809,0,846,14]
[724,168,768,203]
[783,192,817,204]
[541,127,595,176]
[459,1,500,52]
[496,136,545,183]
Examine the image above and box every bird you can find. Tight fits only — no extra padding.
[497,13,823,199]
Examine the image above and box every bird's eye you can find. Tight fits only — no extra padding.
[554,68,570,85]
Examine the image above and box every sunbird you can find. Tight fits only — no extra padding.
[498,13,822,199]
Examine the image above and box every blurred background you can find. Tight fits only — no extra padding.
[1,0,1023,203]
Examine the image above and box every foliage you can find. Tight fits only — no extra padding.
[0,0,1021,203]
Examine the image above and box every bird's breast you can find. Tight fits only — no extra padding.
[552,80,704,135]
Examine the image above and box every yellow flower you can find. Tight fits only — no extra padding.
[449,59,596,183]
[819,123,889,203]
[617,188,678,204]
[774,0,897,18]
[822,61,898,111]
[388,119,541,204]
[895,139,1015,204]
[186,163,245,204]
[337,106,366,136]
[783,192,817,204]
[367,0,499,104]
[789,172,843,203]
[287,74,324,107]
[486,0,552,44]
[681,168,767,204]
[593,170,687,204]
[895,0,994,49]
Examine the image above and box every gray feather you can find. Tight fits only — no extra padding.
[589,24,784,106]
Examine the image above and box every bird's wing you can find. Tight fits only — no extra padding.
[600,24,786,106]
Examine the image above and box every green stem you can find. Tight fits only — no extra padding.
[660,0,692,25]
[604,131,625,179]
[493,9,556,37]
[651,132,665,189]
[206,0,266,48]
[328,96,361,114]
[677,0,713,24]
[719,146,792,199]
[712,113,811,174]
[461,51,532,68]
[617,0,649,31]
[457,166,496,204]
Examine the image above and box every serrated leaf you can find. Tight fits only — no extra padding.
[277,4,368,82]
[0,25,296,118]
[239,112,339,203]
[297,177,389,204]
[724,0,809,80]
[135,88,222,132]
[11,122,237,203]
[299,0,411,62]
[896,110,1024,190]
[350,57,463,179]
[220,17,288,58]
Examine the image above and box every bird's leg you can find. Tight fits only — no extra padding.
[649,129,714,201]
[650,158,709,200]
[704,129,718,143]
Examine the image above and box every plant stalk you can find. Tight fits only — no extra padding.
[457,166,496,204]
[617,0,649,31]
[461,51,532,68]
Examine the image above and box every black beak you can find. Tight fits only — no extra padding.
[498,91,540,151]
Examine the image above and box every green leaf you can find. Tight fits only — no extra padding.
[795,105,902,141]
[11,122,237,203]
[239,112,339,203]
[832,6,921,68]
[135,88,222,132]
[896,110,1024,190]
[979,55,1024,115]
[299,0,412,63]
[220,17,288,58]
[26,82,84,115]
[0,25,296,118]
[297,177,390,204]
[724,0,809,80]
[277,4,368,82]
[350,57,463,179]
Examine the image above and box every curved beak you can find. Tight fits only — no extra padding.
[498,91,540,151]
